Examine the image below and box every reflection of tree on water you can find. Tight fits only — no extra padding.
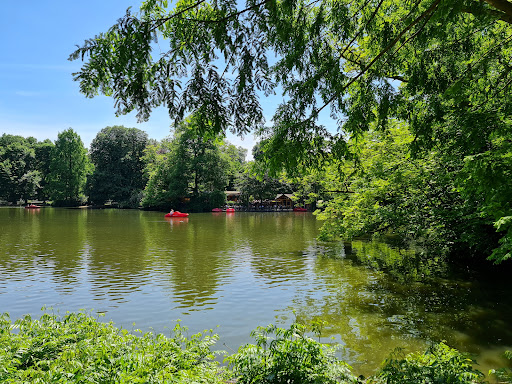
[0,208,87,295]
[143,212,320,312]
[287,239,512,376]
[43,209,88,293]
[142,213,236,312]
[241,213,319,281]
[86,210,150,305]
[287,248,412,374]
[349,240,512,353]
[349,240,448,282]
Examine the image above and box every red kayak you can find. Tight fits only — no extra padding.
[25,204,40,209]
[212,208,223,212]
[226,208,235,213]
[293,207,307,212]
[165,211,189,218]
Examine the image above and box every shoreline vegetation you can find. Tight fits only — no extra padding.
[1,123,511,264]
[1,310,510,383]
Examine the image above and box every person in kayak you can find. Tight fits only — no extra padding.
[169,209,174,215]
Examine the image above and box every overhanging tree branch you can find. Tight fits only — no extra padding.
[463,6,512,24]
[149,0,207,32]
[314,0,442,118]
[154,0,272,26]
[481,0,512,22]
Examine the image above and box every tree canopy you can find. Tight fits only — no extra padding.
[87,126,149,207]
[70,0,512,159]
[48,129,91,206]
[0,135,53,204]
[142,115,231,211]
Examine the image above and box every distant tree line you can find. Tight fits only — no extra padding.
[2,116,510,264]
[0,129,90,207]
[0,120,298,211]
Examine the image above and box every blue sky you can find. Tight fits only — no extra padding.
[0,0,262,153]
[1,1,336,156]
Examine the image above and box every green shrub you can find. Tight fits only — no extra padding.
[0,311,230,383]
[489,350,512,383]
[227,323,356,384]
[2,311,505,384]
[368,343,485,384]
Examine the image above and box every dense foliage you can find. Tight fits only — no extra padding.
[370,343,485,384]
[3,311,509,383]
[33,139,55,202]
[0,135,54,204]
[0,311,228,383]
[220,141,248,191]
[47,129,92,206]
[316,123,499,259]
[236,166,292,206]
[87,126,149,207]
[142,115,245,211]
[227,323,355,383]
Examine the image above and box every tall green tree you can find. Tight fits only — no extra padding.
[316,123,497,258]
[0,134,41,204]
[142,116,229,211]
[220,141,247,190]
[48,129,91,206]
[34,139,55,202]
[87,126,149,207]
[284,168,328,210]
[237,163,292,205]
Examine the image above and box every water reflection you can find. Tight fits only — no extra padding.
[349,239,449,282]
[288,239,512,374]
[0,208,511,376]
[0,208,87,294]
[243,213,315,284]
[85,210,150,305]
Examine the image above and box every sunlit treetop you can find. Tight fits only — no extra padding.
[70,0,512,170]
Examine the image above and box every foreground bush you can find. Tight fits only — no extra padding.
[0,311,229,383]
[369,343,485,384]
[227,323,355,384]
[2,311,509,383]
[489,350,512,384]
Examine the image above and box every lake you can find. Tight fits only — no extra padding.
[1,207,511,376]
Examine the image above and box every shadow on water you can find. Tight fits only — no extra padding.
[288,237,512,376]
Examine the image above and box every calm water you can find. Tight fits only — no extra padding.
[1,207,511,375]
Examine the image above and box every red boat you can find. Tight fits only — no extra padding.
[226,208,235,213]
[165,211,189,218]
[212,208,223,212]
[25,204,40,209]
[293,207,307,212]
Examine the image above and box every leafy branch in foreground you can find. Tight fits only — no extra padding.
[69,0,512,166]
[69,0,512,263]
